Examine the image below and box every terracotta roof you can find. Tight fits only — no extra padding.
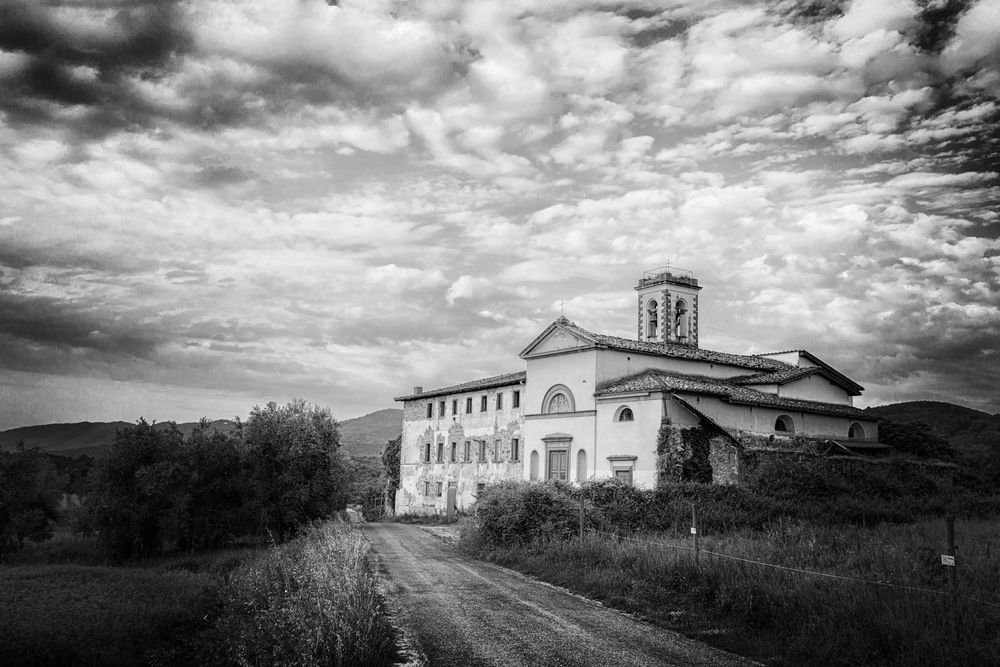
[394,370,526,402]
[597,368,872,419]
[556,319,789,371]
[729,366,822,385]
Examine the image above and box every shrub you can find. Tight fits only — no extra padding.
[476,481,580,547]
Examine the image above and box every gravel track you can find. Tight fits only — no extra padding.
[363,523,754,667]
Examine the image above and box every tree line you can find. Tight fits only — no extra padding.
[1,400,358,559]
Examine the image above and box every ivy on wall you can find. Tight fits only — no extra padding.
[655,417,714,485]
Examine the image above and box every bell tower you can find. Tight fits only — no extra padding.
[634,266,702,347]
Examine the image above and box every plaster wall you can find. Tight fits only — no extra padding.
[594,394,663,488]
[777,375,852,404]
[596,348,754,384]
[522,411,596,482]
[673,394,878,440]
[524,348,598,414]
[396,383,524,515]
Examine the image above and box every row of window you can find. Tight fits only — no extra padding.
[426,390,521,418]
[423,438,521,464]
[421,481,489,497]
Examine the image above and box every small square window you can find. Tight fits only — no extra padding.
[465,397,472,414]
[496,393,503,410]
[513,390,520,408]
[481,395,488,412]
[476,482,486,495]
[615,469,633,484]
[426,403,433,418]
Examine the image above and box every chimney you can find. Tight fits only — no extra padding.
[412,386,423,395]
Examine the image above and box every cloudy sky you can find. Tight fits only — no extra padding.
[1,0,998,430]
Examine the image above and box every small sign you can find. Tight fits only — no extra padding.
[941,554,955,567]
[690,527,697,535]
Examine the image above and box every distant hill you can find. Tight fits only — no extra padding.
[0,409,401,459]
[338,409,402,458]
[864,401,1000,459]
[0,420,237,458]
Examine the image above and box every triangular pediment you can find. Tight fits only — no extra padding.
[519,318,598,358]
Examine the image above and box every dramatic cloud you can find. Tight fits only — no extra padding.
[1,0,998,429]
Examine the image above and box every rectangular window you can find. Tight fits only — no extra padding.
[464,440,471,462]
[481,395,487,412]
[436,442,443,463]
[438,401,445,417]
[494,440,501,462]
[424,442,431,463]
[465,397,472,413]
[435,482,442,497]
[423,481,430,496]
[426,403,433,418]
[450,442,457,463]
[496,393,503,410]
[476,483,485,495]
[513,390,520,408]
[512,438,519,462]
[452,399,458,415]
[615,469,633,484]
[478,440,486,462]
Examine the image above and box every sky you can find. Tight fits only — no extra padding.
[1,0,998,430]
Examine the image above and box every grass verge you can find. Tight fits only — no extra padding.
[460,517,1000,666]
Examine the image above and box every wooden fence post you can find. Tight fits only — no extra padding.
[945,515,959,643]
[579,495,585,547]
[691,503,699,567]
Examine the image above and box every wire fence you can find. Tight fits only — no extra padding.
[580,509,1000,612]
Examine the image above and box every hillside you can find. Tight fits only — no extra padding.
[0,409,401,459]
[0,420,237,457]
[338,408,402,458]
[864,401,1000,458]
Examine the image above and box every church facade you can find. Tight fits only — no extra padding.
[394,269,882,515]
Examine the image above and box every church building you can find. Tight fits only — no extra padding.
[394,268,883,515]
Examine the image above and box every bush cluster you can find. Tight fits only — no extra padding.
[472,458,1000,546]
[90,400,348,559]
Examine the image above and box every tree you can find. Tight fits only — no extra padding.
[89,420,185,559]
[239,400,347,540]
[878,419,955,460]
[381,435,401,516]
[175,420,244,550]
[0,442,61,552]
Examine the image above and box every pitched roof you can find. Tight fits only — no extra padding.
[394,370,526,402]
[597,368,872,419]
[757,349,864,394]
[729,366,822,385]
[528,317,789,372]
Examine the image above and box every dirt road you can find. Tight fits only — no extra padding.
[363,523,753,667]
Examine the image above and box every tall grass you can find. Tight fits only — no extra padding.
[210,521,398,667]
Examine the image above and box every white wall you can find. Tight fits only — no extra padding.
[594,394,663,487]
[777,374,852,404]
[524,348,598,414]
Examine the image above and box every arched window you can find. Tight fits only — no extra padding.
[548,393,570,413]
[542,384,576,414]
[849,423,865,439]
[774,415,794,433]
[646,299,658,337]
[576,449,587,481]
[675,298,689,340]
[615,406,634,422]
[529,450,539,480]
